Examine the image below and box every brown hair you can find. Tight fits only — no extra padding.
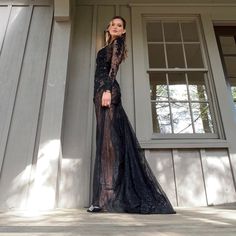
[105,16,128,60]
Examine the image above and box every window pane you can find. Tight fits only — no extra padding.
[231,86,236,103]
[163,22,181,42]
[148,44,166,68]
[185,44,204,68]
[166,44,185,68]
[181,22,199,42]
[149,72,168,101]
[152,102,172,133]
[171,102,193,133]
[187,72,208,101]
[168,73,188,101]
[192,103,214,133]
[147,22,163,42]
[219,36,236,55]
[146,19,217,135]
[224,56,236,78]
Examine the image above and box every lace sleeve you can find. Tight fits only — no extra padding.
[104,37,124,92]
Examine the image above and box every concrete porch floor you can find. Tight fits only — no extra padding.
[0,204,236,236]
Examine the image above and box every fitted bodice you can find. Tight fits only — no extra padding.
[93,36,125,97]
[94,45,112,96]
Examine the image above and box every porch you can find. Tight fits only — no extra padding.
[0,204,236,236]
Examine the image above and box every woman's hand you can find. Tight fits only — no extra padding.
[102,90,111,107]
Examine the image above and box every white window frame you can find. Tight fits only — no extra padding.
[130,4,236,148]
[144,16,219,138]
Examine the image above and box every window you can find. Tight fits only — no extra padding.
[215,26,236,110]
[145,19,216,136]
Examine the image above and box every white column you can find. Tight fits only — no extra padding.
[201,14,236,192]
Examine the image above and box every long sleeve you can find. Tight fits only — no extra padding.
[103,36,124,92]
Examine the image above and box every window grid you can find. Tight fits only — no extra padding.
[180,22,188,69]
[162,21,168,70]
[166,74,174,133]
[185,73,196,133]
[147,19,216,135]
[150,73,212,134]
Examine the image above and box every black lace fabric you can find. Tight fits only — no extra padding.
[92,36,175,214]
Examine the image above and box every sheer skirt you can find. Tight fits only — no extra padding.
[92,80,175,214]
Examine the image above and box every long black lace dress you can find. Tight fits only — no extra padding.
[91,36,175,214]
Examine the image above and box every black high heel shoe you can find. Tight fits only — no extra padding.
[87,205,102,213]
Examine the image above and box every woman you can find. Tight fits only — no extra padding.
[88,16,175,214]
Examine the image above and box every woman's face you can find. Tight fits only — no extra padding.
[108,18,126,39]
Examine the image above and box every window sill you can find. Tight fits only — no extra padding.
[139,139,229,149]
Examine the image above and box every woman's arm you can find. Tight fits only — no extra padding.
[104,36,124,92]
[102,37,124,107]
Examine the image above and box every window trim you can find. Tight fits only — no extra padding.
[131,4,236,149]
[131,12,226,145]
[143,16,221,139]
[140,139,228,149]
[214,26,236,105]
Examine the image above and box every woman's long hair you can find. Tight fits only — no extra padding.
[105,16,128,60]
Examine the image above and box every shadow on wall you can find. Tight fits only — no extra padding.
[147,149,236,207]
[2,145,236,210]
[4,139,61,210]
[4,138,90,210]
[202,149,236,205]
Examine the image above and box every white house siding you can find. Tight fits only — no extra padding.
[0,0,236,210]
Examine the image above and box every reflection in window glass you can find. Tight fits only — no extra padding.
[231,86,236,104]
[148,71,214,134]
[171,102,193,133]
[147,22,163,42]
[149,72,168,101]
[185,44,204,68]
[163,22,181,42]
[188,72,208,101]
[168,73,188,101]
[192,103,213,133]
[181,22,199,42]
[219,36,236,55]
[166,44,185,68]
[224,56,236,78]
[151,102,172,133]
[148,44,166,68]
